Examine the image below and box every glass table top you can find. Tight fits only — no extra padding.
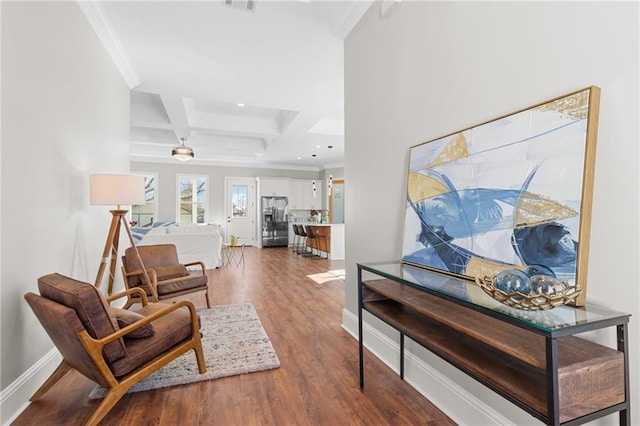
[358,261,629,335]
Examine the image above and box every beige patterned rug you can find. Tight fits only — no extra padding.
[89,303,280,398]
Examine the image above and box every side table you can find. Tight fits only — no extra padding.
[222,243,245,267]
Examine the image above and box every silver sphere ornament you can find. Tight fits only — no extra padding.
[530,275,565,296]
[495,269,531,294]
[523,264,556,278]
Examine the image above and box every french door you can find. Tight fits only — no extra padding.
[224,177,257,246]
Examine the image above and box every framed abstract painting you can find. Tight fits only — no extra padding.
[401,86,600,306]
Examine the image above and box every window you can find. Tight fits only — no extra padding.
[177,175,208,224]
[232,184,248,217]
[131,174,157,227]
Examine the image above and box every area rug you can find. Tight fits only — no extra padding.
[89,303,280,398]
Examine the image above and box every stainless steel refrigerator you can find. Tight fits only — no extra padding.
[261,196,289,247]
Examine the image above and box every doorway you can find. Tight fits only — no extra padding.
[224,177,257,246]
[328,179,344,224]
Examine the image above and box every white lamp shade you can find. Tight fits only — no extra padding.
[90,174,145,206]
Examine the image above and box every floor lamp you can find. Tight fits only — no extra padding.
[90,174,147,296]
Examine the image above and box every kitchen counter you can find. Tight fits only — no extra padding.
[289,223,345,260]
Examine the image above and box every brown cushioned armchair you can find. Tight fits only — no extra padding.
[121,244,211,309]
[24,273,206,426]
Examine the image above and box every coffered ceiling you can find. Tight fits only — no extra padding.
[84,1,374,171]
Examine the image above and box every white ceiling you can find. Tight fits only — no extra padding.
[86,1,374,171]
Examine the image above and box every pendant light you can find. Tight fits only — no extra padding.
[172,137,194,161]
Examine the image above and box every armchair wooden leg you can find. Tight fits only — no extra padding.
[204,291,211,308]
[30,360,72,401]
[85,386,129,426]
[193,343,206,374]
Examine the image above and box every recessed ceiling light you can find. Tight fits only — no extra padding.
[316,145,321,148]
[237,103,245,107]
[297,157,302,160]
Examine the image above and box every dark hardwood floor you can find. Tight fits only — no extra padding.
[13,246,456,425]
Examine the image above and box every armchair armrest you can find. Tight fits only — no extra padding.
[121,267,160,301]
[107,287,148,307]
[123,267,157,281]
[184,261,206,274]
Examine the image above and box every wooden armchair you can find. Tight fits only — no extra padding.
[121,244,211,309]
[24,273,206,426]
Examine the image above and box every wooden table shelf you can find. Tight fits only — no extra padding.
[357,262,631,426]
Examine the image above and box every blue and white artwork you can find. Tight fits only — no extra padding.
[402,87,600,303]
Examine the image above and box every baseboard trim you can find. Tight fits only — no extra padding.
[341,308,530,425]
[1,348,61,426]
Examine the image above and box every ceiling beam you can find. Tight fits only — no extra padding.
[159,95,190,140]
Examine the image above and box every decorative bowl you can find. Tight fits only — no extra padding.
[475,275,582,311]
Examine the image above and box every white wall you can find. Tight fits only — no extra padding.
[344,2,639,425]
[321,167,344,182]
[0,2,131,423]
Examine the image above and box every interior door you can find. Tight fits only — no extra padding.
[329,179,344,224]
[224,177,257,246]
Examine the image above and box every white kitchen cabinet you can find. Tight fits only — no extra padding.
[290,179,323,209]
[289,180,303,209]
[259,178,290,197]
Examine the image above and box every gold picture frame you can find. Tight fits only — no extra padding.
[401,86,601,306]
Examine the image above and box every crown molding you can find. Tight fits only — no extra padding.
[332,1,374,40]
[322,162,344,170]
[77,1,140,89]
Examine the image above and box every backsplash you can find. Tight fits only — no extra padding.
[289,209,329,223]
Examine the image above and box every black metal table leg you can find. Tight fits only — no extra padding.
[618,323,630,426]
[400,332,405,380]
[358,267,364,389]
[546,337,559,425]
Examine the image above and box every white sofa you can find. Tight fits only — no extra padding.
[132,223,223,269]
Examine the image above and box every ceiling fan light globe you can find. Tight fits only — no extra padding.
[171,146,194,161]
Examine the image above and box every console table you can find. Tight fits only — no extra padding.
[357,261,630,425]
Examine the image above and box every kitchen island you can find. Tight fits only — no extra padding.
[291,223,345,260]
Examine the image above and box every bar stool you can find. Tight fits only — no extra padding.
[291,224,300,252]
[304,225,328,259]
[295,225,311,256]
